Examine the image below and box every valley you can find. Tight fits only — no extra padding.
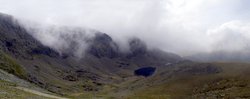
[0,12,250,99]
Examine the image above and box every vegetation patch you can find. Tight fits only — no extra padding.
[0,80,53,99]
[0,51,27,79]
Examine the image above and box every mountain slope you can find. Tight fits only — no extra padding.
[0,13,106,95]
[0,13,184,96]
[0,68,66,99]
[128,62,250,99]
[0,12,230,99]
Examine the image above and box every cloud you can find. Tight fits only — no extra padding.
[21,24,97,58]
[0,0,250,56]
[208,20,250,52]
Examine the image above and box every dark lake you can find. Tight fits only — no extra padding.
[134,67,156,77]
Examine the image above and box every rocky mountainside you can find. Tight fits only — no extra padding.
[0,13,230,98]
[0,13,105,94]
[0,13,184,94]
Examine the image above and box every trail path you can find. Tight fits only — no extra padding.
[16,87,69,99]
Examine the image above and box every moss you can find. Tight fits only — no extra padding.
[0,51,27,79]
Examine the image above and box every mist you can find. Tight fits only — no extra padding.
[1,0,250,56]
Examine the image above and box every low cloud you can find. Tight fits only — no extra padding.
[20,23,97,57]
[1,0,250,56]
[208,20,250,52]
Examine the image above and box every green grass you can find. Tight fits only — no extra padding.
[1,48,250,99]
[0,51,27,79]
[0,80,53,99]
[127,62,250,99]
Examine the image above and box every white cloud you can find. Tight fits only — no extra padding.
[0,0,249,56]
[208,20,250,52]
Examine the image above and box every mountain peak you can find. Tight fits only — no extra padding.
[128,38,147,56]
[87,32,119,58]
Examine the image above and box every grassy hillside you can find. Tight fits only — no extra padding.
[0,67,69,99]
[0,51,27,79]
[0,80,54,99]
[1,13,250,99]
[127,62,250,99]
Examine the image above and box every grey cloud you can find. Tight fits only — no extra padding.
[0,0,250,56]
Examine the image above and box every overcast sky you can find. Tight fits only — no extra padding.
[1,0,250,56]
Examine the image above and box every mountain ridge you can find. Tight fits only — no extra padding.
[0,13,184,95]
[0,12,234,99]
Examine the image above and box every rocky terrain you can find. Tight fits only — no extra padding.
[0,12,250,99]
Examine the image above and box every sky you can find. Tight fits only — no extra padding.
[0,0,250,56]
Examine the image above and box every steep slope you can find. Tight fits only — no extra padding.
[0,13,184,96]
[0,12,226,99]
[0,69,66,99]
[0,13,106,95]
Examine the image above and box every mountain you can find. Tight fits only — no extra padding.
[1,12,249,99]
[0,13,105,94]
[0,13,184,95]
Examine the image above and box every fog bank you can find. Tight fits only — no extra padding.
[1,0,250,56]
